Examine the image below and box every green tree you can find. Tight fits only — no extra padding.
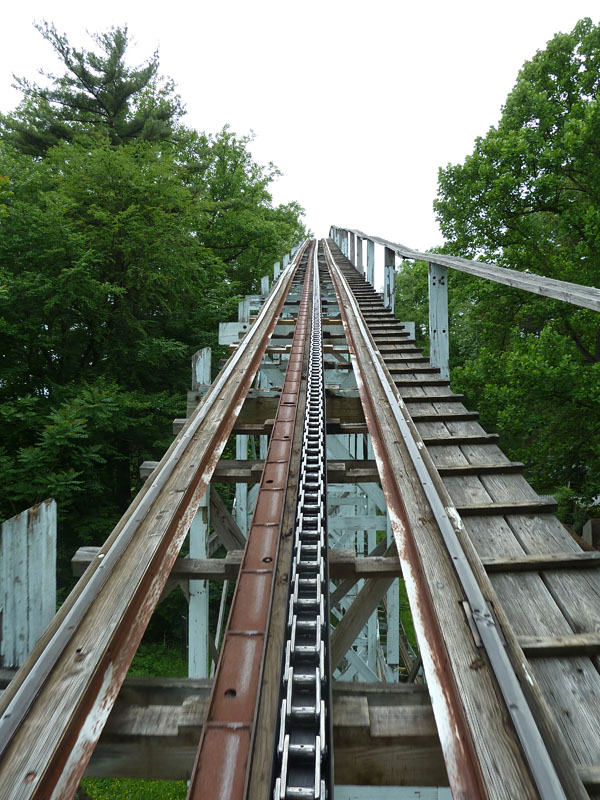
[181,126,306,294]
[1,22,183,155]
[0,22,306,593]
[433,17,600,522]
[0,139,222,580]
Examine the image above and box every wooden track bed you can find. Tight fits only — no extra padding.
[330,241,600,798]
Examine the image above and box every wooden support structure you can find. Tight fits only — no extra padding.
[428,262,449,380]
[383,246,395,313]
[72,548,403,582]
[188,491,209,678]
[5,235,600,798]
[366,239,375,287]
[0,501,56,668]
[81,678,448,787]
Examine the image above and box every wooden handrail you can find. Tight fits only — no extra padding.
[335,226,600,312]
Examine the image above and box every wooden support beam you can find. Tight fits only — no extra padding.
[73,549,402,582]
[428,262,449,381]
[578,765,600,792]
[436,462,524,477]
[330,546,397,670]
[0,501,56,668]
[81,678,447,786]
[456,498,558,516]
[518,633,600,657]
[151,459,381,485]
[208,485,246,550]
[366,239,375,286]
[482,551,600,573]
[383,247,395,314]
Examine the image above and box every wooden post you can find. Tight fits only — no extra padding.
[1,500,56,668]
[283,253,290,269]
[384,247,395,314]
[189,348,211,677]
[238,298,250,324]
[367,239,375,286]
[356,237,364,274]
[273,261,281,282]
[236,435,249,535]
[349,232,355,265]
[188,490,209,678]
[386,511,400,678]
[260,275,269,297]
[428,262,449,380]
[191,347,211,392]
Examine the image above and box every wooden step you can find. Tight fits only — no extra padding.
[456,498,558,516]
[395,378,449,387]
[482,551,600,573]
[437,462,522,476]
[423,433,499,446]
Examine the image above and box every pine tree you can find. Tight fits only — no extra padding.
[0,22,183,154]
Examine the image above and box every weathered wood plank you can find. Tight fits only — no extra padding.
[83,679,447,786]
[519,634,600,657]
[463,515,600,768]
[437,462,524,477]
[457,499,558,516]
[422,433,499,446]
[482,552,600,573]
[0,501,56,669]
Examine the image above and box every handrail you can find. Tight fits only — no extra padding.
[335,226,600,312]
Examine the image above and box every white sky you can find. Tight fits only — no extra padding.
[1,1,598,249]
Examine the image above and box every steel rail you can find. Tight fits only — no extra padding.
[335,226,600,312]
[0,241,308,800]
[187,243,315,800]
[324,239,572,799]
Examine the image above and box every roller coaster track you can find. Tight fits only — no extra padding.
[1,238,600,799]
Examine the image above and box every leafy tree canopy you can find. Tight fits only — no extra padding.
[0,24,306,593]
[430,17,600,523]
[1,22,183,155]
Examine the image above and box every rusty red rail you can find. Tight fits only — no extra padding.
[187,244,314,799]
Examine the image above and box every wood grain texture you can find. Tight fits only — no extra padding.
[330,239,591,798]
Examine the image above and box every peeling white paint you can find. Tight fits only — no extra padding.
[446,506,464,532]
[50,665,116,800]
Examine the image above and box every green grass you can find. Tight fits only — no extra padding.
[81,778,187,800]
[127,642,187,677]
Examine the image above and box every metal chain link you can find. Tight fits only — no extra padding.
[272,246,332,799]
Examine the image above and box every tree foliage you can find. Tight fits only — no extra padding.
[1,22,183,155]
[0,24,306,588]
[431,18,600,523]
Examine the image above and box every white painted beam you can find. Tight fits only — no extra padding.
[428,262,449,380]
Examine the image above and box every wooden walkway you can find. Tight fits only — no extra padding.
[330,240,600,798]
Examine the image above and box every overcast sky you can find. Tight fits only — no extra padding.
[1,1,598,249]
